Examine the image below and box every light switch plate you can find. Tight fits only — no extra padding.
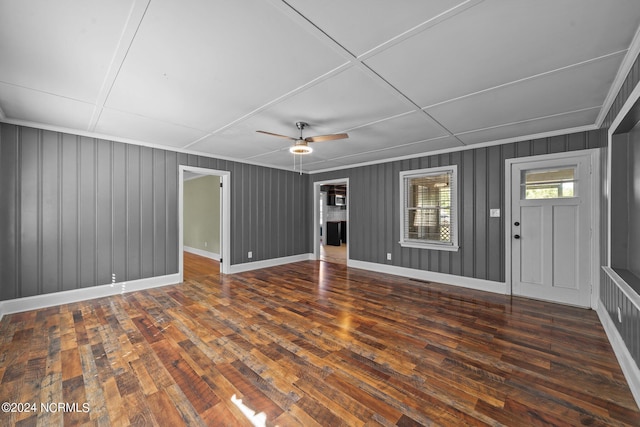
[490,209,501,218]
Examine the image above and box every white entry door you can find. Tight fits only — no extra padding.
[510,154,592,307]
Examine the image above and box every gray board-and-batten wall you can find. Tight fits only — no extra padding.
[0,123,310,301]
[0,121,608,299]
[311,131,607,283]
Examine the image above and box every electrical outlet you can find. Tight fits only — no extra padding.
[248,251,253,259]
[204,241,208,247]
[617,306,622,323]
[386,253,392,261]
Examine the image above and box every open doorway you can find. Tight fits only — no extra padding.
[183,173,220,279]
[314,178,349,264]
[179,166,230,280]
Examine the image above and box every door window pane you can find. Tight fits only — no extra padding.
[522,167,577,199]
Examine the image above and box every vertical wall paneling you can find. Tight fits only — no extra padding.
[60,134,78,291]
[1,123,311,301]
[153,149,167,276]
[280,169,287,258]
[251,164,258,259]
[264,168,274,258]
[0,126,18,300]
[112,142,127,284]
[235,163,245,262]
[359,167,369,263]
[475,148,488,280]
[279,171,293,256]
[253,164,260,259]
[41,131,60,294]
[126,145,141,280]
[166,151,178,274]
[383,163,393,264]
[461,149,475,278]
[391,161,401,265]
[78,137,96,288]
[140,146,154,278]
[488,145,502,282]
[257,167,264,259]
[376,163,385,265]
[293,170,300,255]
[20,127,39,297]
[311,129,607,283]
[240,163,248,260]
[96,140,112,286]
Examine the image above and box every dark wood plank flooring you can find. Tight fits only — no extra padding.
[0,254,639,426]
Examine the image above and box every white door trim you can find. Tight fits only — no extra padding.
[312,178,349,262]
[179,166,231,277]
[504,149,601,308]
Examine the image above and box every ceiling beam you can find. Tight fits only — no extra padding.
[87,0,151,132]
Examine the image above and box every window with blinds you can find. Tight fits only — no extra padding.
[399,166,459,251]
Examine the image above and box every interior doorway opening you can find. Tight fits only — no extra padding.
[313,179,349,264]
[179,166,230,280]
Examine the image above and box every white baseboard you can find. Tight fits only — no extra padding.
[596,302,640,408]
[228,253,314,274]
[0,273,181,320]
[347,259,507,295]
[184,246,220,261]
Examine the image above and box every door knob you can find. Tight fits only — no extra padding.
[514,234,520,239]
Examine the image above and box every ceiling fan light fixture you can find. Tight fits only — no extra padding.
[289,144,313,155]
[257,120,346,158]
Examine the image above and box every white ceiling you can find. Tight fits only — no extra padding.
[1,0,639,173]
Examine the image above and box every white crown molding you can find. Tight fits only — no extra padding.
[0,118,299,173]
[596,24,640,127]
[0,273,180,320]
[309,124,596,174]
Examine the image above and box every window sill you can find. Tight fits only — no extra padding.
[399,241,459,252]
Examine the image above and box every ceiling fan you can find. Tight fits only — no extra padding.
[256,121,348,155]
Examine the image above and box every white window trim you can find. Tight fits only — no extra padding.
[399,165,459,251]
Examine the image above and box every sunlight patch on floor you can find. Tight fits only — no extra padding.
[231,394,266,427]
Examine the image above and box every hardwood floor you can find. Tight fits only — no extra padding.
[1,255,639,426]
[319,243,347,265]
[184,251,219,280]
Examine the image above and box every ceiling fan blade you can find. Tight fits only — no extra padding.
[305,133,349,143]
[256,130,297,141]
